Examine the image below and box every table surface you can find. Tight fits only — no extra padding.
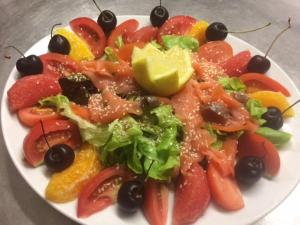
[1,0,300,225]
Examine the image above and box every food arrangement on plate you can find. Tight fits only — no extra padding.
[3,1,299,225]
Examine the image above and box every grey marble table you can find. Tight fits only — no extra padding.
[1,0,300,225]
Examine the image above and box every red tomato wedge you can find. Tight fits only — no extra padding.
[108,19,139,48]
[222,50,251,76]
[143,180,169,225]
[237,132,280,177]
[125,26,158,44]
[173,163,210,225]
[77,166,133,218]
[240,73,291,96]
[40,53,81,78]
[18,106,61,127]
[198,41,233,65]
[23,119,81,167]
[7,74,61,112]
[157,15,197,44]
[70,17,106,58]
[118,43,145,62]
[207,164,244,211]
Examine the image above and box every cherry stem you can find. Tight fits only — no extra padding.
[265,17,291,57]
[51,23,62,38]
[227,22,271,34]
[160,0,161,7]
[39,120,51,148]
[282,99,300,115]
[5,45,25,58]
[92,0,102,13]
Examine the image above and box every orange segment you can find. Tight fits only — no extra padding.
[249,91,294,118]
[45,143,101,203]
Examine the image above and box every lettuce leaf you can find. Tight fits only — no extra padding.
[102,105,182,181]
[39,95,110,148]
[162,35,199,51]
[246,99,267,125]
[218,77,246,93]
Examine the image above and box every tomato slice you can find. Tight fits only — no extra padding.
[7,74,61,112]
[198,41,233,64]
[173,163,210,225]
[143,180,169,225]
[108,19,139,48]
[23,119,81,167]
[77,166,133,218]
[40,53,81,78]
[207,164,244,211]
[240,73,290,96]
[237,132,280,177]
[70,17,106,58]
[125,26,158,44]
[222,50,251,76]
[118,43,145,62]
[18,106,61,127]
[157,15,197,44]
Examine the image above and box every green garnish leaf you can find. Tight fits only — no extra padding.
[115,35,124,48]
[102,105,182,181]
[150,40,163,50]
[162,35,199,51]
[104,47,118,62]
[218,77,246,93]
[246,99,267,125]
[256,127,292,147]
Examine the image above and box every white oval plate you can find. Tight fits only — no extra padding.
[2,15,300,225]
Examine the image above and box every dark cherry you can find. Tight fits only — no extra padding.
[48,34,71,55]
[16,55,43,76]
[97,10,117,33]
[150,5,169,27]
[262,107,283,130]
[44,144,75,172]
[117,180,144,213]
[247,55,271,74]
[235,156,264,185]
[205,22,228,41]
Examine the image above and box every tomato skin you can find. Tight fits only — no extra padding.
[23,119,81,167]
[143,180,168,225]
[70,17,106,58]
[198,41,233,64]
[18,106,61,127]
[207,164,244,211]
[108,19,139,48]
[240,73,290,96]
[237,132,280,176]
[77,166,133,218]
[173,163,210,225]
[125,26,158,44]
[40,53,81,78]
[118,43,145,62]
[157,15,197,44]
[222,50,251,76]
[7,74,61,112]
